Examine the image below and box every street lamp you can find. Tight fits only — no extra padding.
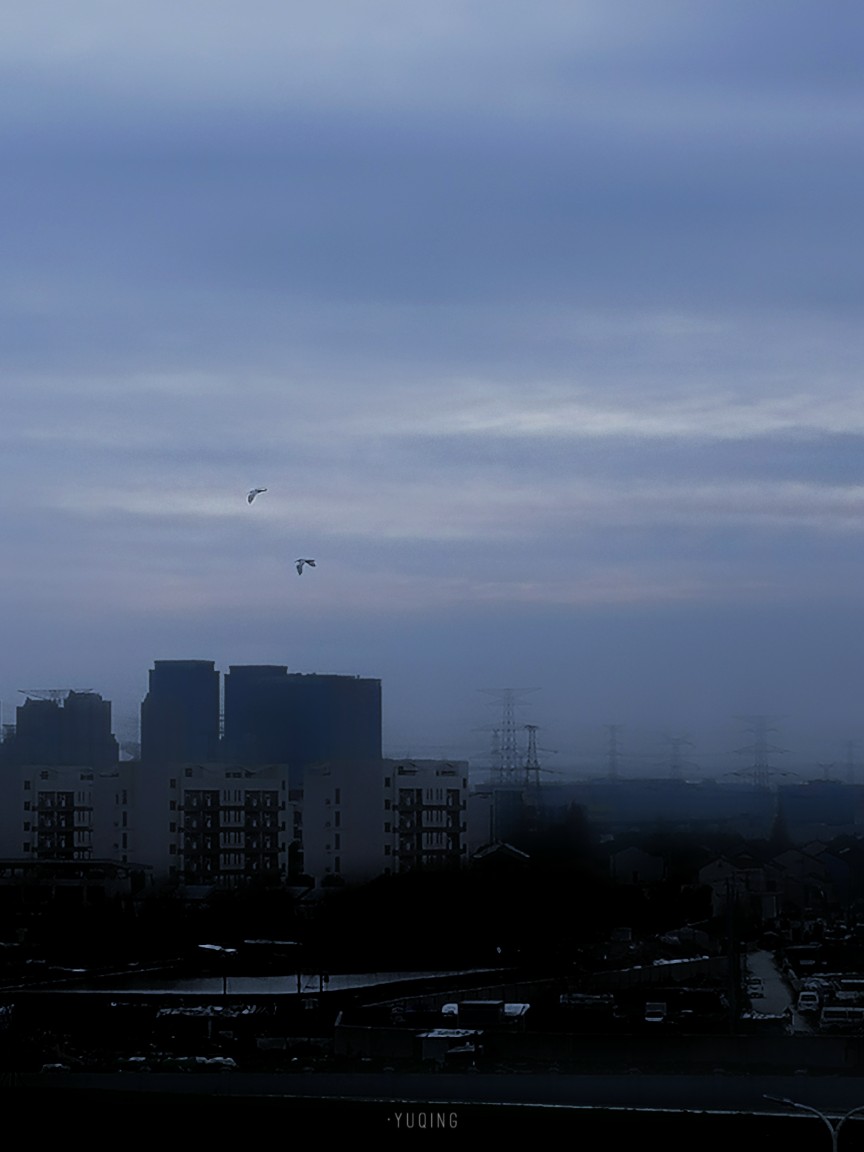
[764,1094,864,1151]
[198,944,237,997]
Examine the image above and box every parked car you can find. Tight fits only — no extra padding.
[797,990,821,1013]
[644,1001,668,1024]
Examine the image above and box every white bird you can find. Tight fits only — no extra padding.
[247,488,267,504]
[295,558,316,575]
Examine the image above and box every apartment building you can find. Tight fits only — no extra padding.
[303,759,469,884]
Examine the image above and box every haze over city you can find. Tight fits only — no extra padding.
[2,2,864,771]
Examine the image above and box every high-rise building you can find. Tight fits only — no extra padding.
[223,667,381,777]
[3,691,118,770]
[140,660,220,764]
[7,698,62,764]
[222,666,290,763]
[61,690,119,769]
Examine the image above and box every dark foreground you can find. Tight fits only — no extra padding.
[9,1074,864,1146]
[4,1088,861,1146]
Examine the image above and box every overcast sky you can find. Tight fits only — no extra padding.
[2,2,863,775]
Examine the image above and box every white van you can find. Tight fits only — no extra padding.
[797,990,821,1013]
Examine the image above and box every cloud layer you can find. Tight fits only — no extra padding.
[2,2,863,766]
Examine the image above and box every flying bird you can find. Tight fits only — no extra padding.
[247,488,267,504]
[295,558,316,575]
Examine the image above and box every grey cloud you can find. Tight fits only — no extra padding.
[2,0,863,764]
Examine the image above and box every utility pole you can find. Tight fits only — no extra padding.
[763,1096,864,1150]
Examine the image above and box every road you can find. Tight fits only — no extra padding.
[21,1070,864,1113]
[745,948,814,1033]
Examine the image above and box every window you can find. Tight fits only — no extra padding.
[334,788,341,804]
[384,822,391,833]
[23,781,30,790]
[170,779,177,789]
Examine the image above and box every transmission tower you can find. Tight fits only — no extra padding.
[605,723,623,781]
[479,688,538,786]
[734,715,788,789]
[524,724,540,784]
[666,734,696,781]
[845,740,858,786]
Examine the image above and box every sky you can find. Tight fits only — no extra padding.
[2,1,864,776]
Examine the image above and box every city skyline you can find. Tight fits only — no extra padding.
[2,666,862,783]
[2,4,864,769]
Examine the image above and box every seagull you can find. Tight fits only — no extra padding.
[247,488,267,504]
[295,558,316,575]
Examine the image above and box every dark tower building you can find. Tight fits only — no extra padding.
[223,666,381,778]
[61,690,118,768]
[11,698,62,764]
[140,660,220,763]
[4,691,118,769]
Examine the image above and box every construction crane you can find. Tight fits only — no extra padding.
[19,689,93,703]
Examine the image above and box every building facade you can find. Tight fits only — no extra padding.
[2,692,118,770]
[223,666,382,778]
[303,759,469,884]
[140,660,220,764]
